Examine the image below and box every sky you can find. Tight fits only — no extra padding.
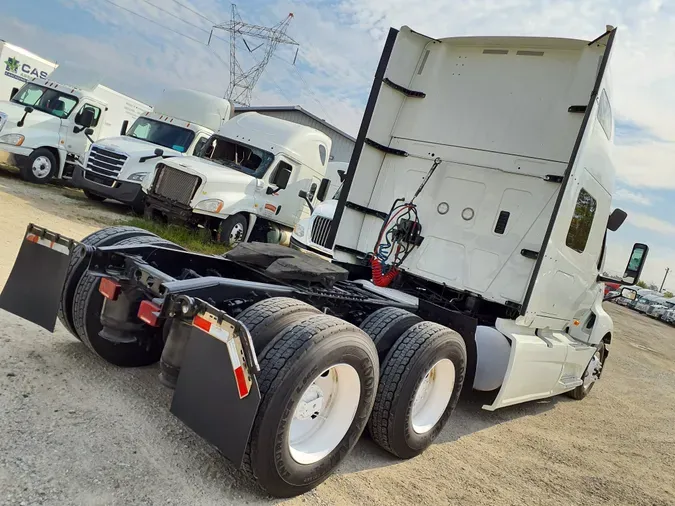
[2,0,675,289]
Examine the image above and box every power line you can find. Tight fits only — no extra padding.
[100,0,206,44]
[167,0,215,24]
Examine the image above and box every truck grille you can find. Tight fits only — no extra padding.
[86,146,127,179]
[310,216,332,248]
[152,165,201,205]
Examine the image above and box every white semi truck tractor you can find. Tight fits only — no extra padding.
[72,89,233,211]
[0,25,647,498]
[142,112,335,247]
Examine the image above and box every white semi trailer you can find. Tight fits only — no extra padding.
[0,25,647,498]
[73,88,233,211]
[0,62,150,183]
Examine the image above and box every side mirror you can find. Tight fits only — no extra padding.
[154,148,164,157]
[270,164,292,190]
[9,87,19,100]
[620,287,637,301]
[24,106,34,114]
[84,128,94,136]
[337,169,346,182]
[316,178,331,202]
[622,243,649,285]
[120,120,129,136]
[298,190,308,199]
[607,208,627,232]
[298,189,314,213]
[78,108,95,128]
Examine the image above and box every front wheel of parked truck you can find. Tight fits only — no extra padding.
[567,342,606,400]
[368,321,466,459]
[20,148,58,184]
[217,214,248,248]
[245,314,378,497]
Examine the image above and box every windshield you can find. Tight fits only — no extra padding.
[127,117,195,153]
[11,83,78,118]
[199,135,274,177]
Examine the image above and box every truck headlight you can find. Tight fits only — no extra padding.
[128,172,149,182]
[0,133,25,146]
[195,199,224,213]
[294,224,305,238]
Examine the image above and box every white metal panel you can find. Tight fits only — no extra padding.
[153,89,233,132]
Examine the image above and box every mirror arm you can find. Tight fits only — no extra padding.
[597,274,624,284]
[302,196,314,213]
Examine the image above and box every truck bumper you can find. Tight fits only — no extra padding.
[71,165,145,208]
[0,145,32,167]
[145,193,199,226]
[290,236,333,260]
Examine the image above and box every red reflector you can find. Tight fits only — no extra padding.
[99,278,121,301]
[193,314,212,332]
[138,300,162,327]
[234,366,249,398]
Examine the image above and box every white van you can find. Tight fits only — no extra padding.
[0,62,150,183]
[143,112,333,246]
[73,89,233,211]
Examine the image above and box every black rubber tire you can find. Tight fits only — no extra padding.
[359,307,423,359]
[21,148,57,184]
[217,214,248,248]
[237,297,321,353]
[368,321,466,459]
[567,342,606,400]
[83,189,106,202]
[70,235,178,366]
[245,314,378,498]
[57,226,157,339]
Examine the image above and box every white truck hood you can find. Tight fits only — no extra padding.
[164,156,256,186]
[95,136,183,158]
[0,100,61,133]
[312,198,338,220]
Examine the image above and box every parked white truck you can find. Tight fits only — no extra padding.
[72,89,233,211]
[0,62,150,183]
[142,112,335,246]
[0,41,57,101]
[0,25,649,498]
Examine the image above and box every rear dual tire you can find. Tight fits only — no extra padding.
[241,302,378,497]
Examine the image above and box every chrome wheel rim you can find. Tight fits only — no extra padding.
[32,156,52,179]
[411,359,455,434]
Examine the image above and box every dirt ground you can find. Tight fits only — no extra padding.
[0,169,674,506]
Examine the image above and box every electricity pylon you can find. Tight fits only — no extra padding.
[212,4,298,106]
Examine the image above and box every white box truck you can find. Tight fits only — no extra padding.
[0,24,650,499]
[142,112,335,246]
[0,41,57,101]
[72,89,233,211]
[0,62,150,183]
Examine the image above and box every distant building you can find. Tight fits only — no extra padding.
[234,105,356,163]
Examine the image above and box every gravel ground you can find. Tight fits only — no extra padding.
[0,169,674,505]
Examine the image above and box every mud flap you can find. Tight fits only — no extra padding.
[170,306,261,468]
[0,225,75,332]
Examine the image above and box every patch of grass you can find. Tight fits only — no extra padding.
[124,217,228,255]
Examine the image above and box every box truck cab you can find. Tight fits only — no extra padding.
[73,89,233,210]
[0,25,652,499]
[0,62,150,183]
[143,112,333,246]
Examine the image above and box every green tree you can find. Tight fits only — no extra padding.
[664,291,674,298]
[636,280,648,288]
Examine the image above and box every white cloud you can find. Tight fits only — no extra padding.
[626,212,675,235]
[613,188,653,206]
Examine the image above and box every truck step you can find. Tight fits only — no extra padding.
[558,375,583,389]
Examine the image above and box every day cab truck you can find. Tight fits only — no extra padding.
[141,112,336,246]
[72,89,233,211]
[0,25,648,498]
[290,161,347,259]
[0,62,150,183]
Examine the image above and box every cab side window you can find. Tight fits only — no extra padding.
[566,188,597,253]
[75,104,101,127]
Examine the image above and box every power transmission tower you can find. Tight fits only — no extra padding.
[212,4,299,106]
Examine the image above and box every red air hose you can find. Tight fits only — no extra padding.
[370,257,399,287]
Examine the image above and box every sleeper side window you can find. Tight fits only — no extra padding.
[566,188,597,253]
